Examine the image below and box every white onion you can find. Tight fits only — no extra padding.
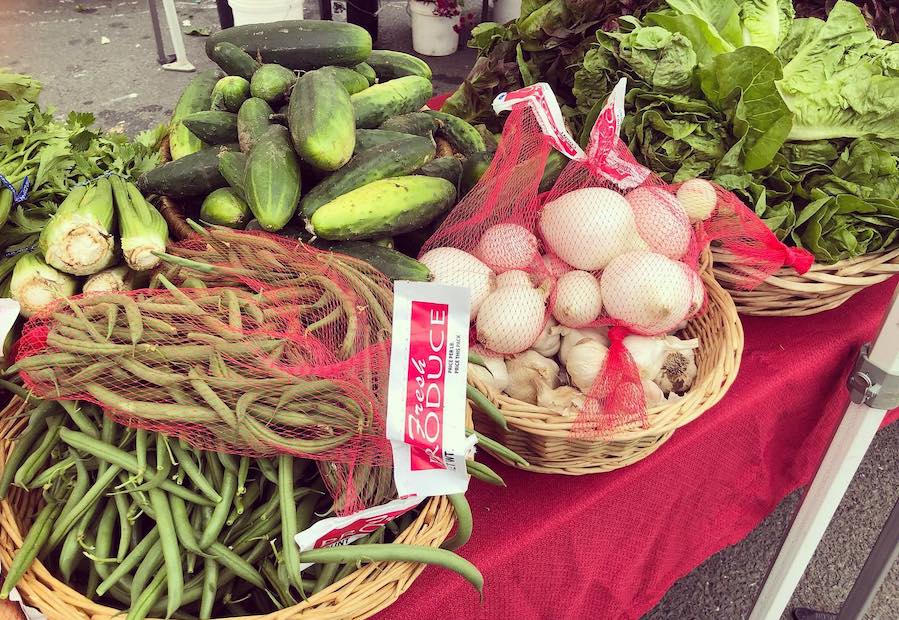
[676,179,717,222]
[552,270,602,328]
[476,285,546,354]
[496,269,533,289]
[474,223,540,273]
[538,187,646,270]
[420,247,495,318]
[626,187,692,260]
[600,251,694,334]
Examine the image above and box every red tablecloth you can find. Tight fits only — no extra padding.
[377,274,898,619]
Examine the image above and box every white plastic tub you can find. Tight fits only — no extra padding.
[409,0,459,57]
[493,0,521,23]
[228,0,304,26]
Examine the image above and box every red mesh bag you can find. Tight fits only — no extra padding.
[421,81,812,438]
[13,228,396,513]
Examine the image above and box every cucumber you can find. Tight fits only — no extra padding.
[169,70,221,160]
[205,21,372,70]
[250,64,296,105]
[367,50,432,81]
[394,212,448,257]
[137,145,235,198]
[354,129,418,152]
[288,69,355,172]
[461,151,493,195]
[321,241,431,281]
[200,188,251,228]
[244,125,301,232]
[217,151,247,199]
[208,42,261,80]
[379,112,438,137]
[320,66,369,95]
[539,149,568,192]
[300,135,435,218]
[211,76,250,112]
[309,176,456,241]
[182,111,238,145]
[419,156,462,188]
[350,76,433,129]
[425,111,486,156]
[354,62,377,86]
[237,98,273,153]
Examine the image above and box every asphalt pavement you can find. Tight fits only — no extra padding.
[0,1,896,618]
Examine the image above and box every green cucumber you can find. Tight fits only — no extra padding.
[169,70,221,160]
[244,125,301,231]
[354,129,418,152]
[288,69,355,172]
[320,66,370,95]
[205,21,372,70]
[367,50,432,80]
[237,98,273,153]
[539,150,568,192]
[351,76,433,129]
[217,150,248,199]
[182,111,238,145]
[137,145,235,198]
[200,188,251,228]
[211,76,250,112]
[425,111,486,156]
[300,135,435,218]
[321,241,431,281]
[379,112,438,137]
[250,64,296,105]
[461,152,494,195]
[354,62,377,86]
[208,42,261,80]
[309,176,456,241]
[419,156,462,188]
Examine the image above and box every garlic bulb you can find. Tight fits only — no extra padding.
[555,325,610,365]
[623,334,700,380]
[654,347,698,393]
[565,338,609,393]
[536,383,585,416]
[468,363,497,391]
[467,352,509,394]
[505,350,560,404]
[642,378,665,408]
[531,317,561,357]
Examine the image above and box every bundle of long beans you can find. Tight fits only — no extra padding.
[0,399,481,620]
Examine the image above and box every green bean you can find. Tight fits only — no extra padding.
[120,357,183,387]
[225,289,242,330]
[257,458,278,484]
[470,429,529,467]
[131,541,164,603]
[113,490,132,562]
[66,360,116,384]
[98,414,116,477]
[59,400,100,439]
[0,501,62,598]
[198,467,237,549]
[442,494,473,551]
[104,303,118,339]
[148,488,184,617]
[466,459,506,487]
[58,526,83,582]
[134,429,148,480]
[468,351,486,367]
[217,451,238,473]
[84,384,213,424]
[123,297,143,346]
[294,490,321,534]
[243,414,351,454]
[85,558,100,600]
[63,298,106,342]
[467,384,509,431]
[171,441,222,503]
[188,367,238,429]
[208,541,265,589]
[14,414,63,488]
[302,543,484,596]
[47,463,122,551]
[205,451,224,489]
[27,454,78,489]
[277,456,304,592]
[0,401,58,498]
[4,352,81,374]
[199,557,218,620]
[0,378,33,400]
[92,500,118,578]
[236,456,250,494]
[129,435,172,492]
[127,566,166,620]
[58,429,215,506]
[312,562,339,594]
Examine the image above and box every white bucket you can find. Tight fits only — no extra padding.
[228,0,304,26]
[408,0,459,57]
[492,0,521,23]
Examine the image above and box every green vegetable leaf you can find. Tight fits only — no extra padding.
[737,0,794,51]
[0,100,34,133]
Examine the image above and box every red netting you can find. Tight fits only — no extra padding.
[421,84,809,438]
[14,228,396,514]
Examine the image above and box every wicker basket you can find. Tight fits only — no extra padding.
[0,400,455,620]
[712,247,899,316]
[468,269,743,474]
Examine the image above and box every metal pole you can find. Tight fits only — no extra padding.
[160,0,196,72]
[147,0,174,65]
[749,284,899,620]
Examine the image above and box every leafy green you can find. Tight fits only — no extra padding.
[738,0,795,51]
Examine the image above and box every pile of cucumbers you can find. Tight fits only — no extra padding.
[137,20,497,280]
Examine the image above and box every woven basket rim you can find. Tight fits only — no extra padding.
[470,267,743,447]
[0,399,455,620]
[711,246,899,317]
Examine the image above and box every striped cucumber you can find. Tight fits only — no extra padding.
[425,111,486,156]
[169,70,221,160]
[379,112,438,137]
[367,50,432,80]
[350,76,433,129]
[182,111,238,145]
[288,69,355,171]
[237,97,273,154]
[244,125,301,231]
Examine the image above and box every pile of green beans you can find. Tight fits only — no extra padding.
[0,400,481,619]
